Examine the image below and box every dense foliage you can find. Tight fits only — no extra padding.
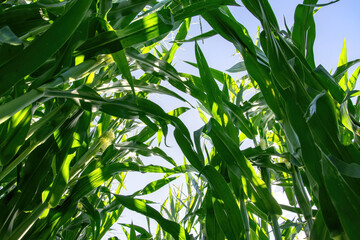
[0,0,360,239]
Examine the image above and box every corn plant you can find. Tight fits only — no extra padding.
[0,0,233,239]
[1,0,360,240]
[128,1,360,240]
[171,1,360,240]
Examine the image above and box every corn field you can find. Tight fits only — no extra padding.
[1,0,360,239]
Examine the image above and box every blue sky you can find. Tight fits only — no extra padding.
[106,1,360,238]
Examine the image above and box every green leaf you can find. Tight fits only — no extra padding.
[173,0,239,21]
[0,89,44,125]
[313,65,346,102]
[202,9,255,56]
[222,100,255,139]
[134,177,178,196]
[226,61,246,73]
[340,101,354,134]
[322,156,360,239]
[0,4,47,36]
[68,162,170,202]
[46,111,84,208]
[202,9,283,118]
[119,223,152,238]
[202,165,246,240]
[107,0,152,25]
[14,137,54,212]
[348,65,360,91]
[194,42,221,109]
[175,30,217,43]
[301,0,339,7]
[338,39,348,91]
[126,47,180,82]
[0,105,32,166]
[164,18,191,63]
[113,49,136,97]
[292,0,318,68]
[310,212,331,240]
[242,146,283,159]
[332,59,360,83]
[77,10,174,57]
[246,202,268,220]
[212,197,238,240]
[0,0,93,95]
[174,127,203,171]
[205,118,282,216]
[114,195,191,240]
[240,0,279,30]
[204,190,225,240]
[0,101,74,182]
[97,79,190,106]
[114,141,177,166]
[285,97,323,183]
[327,155,360,178]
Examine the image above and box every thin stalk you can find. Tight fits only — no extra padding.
[94,177,115,208]
[292,166,313,236]
[260,165,282,240]
[271,214,282,240]
[69,131,115,181]
[68,140,103,180]
[239,189,251,240]
[256,138,270,236]
[253,139,270,237]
